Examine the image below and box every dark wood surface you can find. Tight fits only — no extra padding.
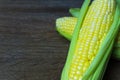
[0,0,120,80]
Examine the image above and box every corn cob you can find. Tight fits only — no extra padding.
[69,0,115,79]
[61,0,120,80]
[56,17,77,40]
[56,17,120,60]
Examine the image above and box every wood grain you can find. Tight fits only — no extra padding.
[0,0,119,80]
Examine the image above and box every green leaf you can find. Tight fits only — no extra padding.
[92,40,114,80]
[61,0,90,80]
[69,8,80,18]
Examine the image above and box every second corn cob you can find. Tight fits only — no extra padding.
[56,17,120,60]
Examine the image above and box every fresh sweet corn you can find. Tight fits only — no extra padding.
[68,0,115,79]
[60,0,119,80]
[56,17,120,59]
[56,17,77,40]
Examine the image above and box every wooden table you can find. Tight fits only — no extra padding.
[0,0,120,80]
